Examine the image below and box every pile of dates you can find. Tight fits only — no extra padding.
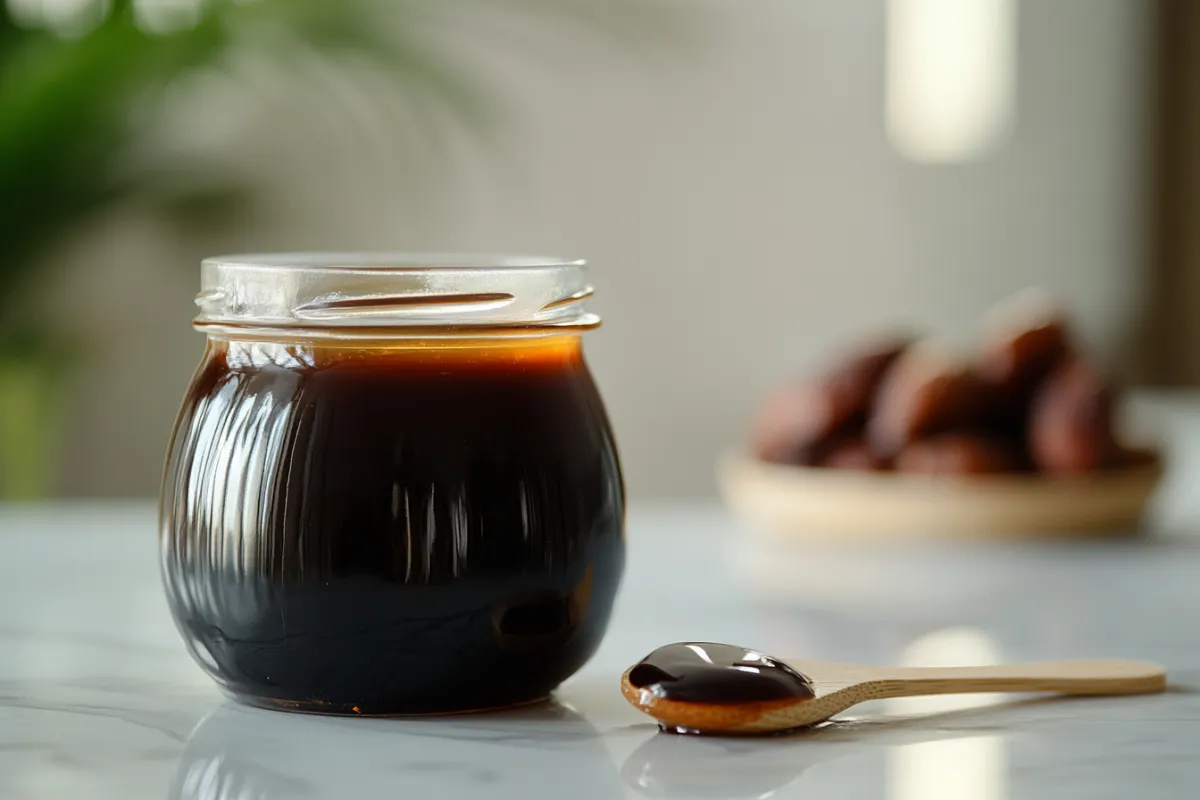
[750,291,1158,476]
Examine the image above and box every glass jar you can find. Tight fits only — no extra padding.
[160,254,625,715]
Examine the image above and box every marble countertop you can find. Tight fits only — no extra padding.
[1,502,1199,799]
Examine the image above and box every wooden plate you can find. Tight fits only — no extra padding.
[717,451,1164,542]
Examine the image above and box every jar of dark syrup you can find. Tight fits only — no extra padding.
[160,254,624,715]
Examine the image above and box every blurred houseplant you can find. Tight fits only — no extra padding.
[0,0,679,498]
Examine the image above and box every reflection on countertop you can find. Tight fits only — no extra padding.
[885,628,1006,800]
[172,700,618,800]
[620,706,1014,800]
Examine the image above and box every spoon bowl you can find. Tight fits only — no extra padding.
[621,642,1167,735]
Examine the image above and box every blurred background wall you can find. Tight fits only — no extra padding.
[0,0,1163,498]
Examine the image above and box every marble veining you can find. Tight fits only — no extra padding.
[2,502,1200,799]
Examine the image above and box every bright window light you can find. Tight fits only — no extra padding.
[886,0,1016,163]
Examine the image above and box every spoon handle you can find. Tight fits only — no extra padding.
[870,659,1166,698]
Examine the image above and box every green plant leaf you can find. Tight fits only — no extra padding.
[0,0,692,333]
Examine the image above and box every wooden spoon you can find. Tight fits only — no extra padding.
[620,642,1166,735]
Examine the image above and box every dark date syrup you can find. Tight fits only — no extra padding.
[627,643,815,734]
[161,336,624,715]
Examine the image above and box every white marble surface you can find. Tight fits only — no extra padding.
[1,502,1199,799]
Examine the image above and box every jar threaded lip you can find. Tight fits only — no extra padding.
[195,252,599,336]
[202,253,587,272]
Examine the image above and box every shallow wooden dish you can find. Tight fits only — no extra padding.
[717,451,1164,541]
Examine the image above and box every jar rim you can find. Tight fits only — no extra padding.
[195,252,600,337]
[202,252,588,273]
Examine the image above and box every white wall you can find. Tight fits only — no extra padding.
[51,0,1151,498]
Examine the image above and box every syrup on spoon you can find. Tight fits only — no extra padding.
[621,642,1166,736]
